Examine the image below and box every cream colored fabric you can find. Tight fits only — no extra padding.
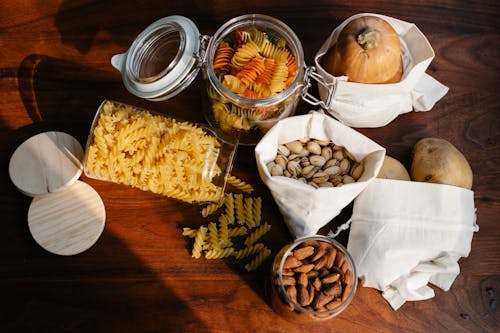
[347,179,478,310]
[255,111,385,238]
[314,13,449,128]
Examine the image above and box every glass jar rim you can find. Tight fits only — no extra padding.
[206,14,305,108]
[277,235,358,317]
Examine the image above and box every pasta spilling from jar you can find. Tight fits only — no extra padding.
[209,27,298,134]
[85,101,224,203]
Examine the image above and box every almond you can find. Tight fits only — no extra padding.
[306,270,319,279]
[310,246,327,262]
[313,256,328,270]
[321,273,340,284]
[324,282,342,297]
[313,277,322,291]
[282,276,296,286]
[293,246,315,260]
[284,256,302,269]
[298,272,308,287]
[293,263,315,273]
[326,247,337,269]
[313,292,335,310]
[298,285,311,307]
[286,285,297,304]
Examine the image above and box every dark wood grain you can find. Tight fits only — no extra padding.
[0,1,498,332]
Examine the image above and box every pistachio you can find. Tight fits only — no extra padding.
[323,158,339,169]
[343,175,355,184]
[300,156,310,167]
[350,162,364,180]
[332,149,344,160]
[283,170,292,178]
[323,165,341,176]
[306,141,322,155]
[285,140,303,154]
[308,181,319,189]
[319,182,334,187]
[321,146,333,160]
[312,172,329,184]
[314,139,331,146]
[297,177,307,184]
[275,154,288,170]
[278,144,290,157]
[270,163,284,176]
[329,175,343,186]
[287,154,301,161]
[287,160,302,178]
[266,161,276,173]
[302,165,317,179]
[309,155,326,167]
[339,158,350,174]
[299,137,310,144]
[344,148,356,161]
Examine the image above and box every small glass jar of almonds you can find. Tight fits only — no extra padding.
[269,235,357,321]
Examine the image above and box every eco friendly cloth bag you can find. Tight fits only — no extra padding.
[255,111,385,238]
[314,13,449,128]
[346,179,478,310]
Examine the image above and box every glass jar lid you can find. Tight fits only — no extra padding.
[111,15,202,101]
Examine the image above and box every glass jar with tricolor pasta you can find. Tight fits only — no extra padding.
[111,14,330,145]
[203,14,305,145]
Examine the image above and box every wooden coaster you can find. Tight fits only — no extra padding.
[28,180,106,256]
[9,131,84,197]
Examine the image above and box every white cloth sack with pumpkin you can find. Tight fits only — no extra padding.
[346,178,478,310]
[314,13,449,128]
[255,111,385,238]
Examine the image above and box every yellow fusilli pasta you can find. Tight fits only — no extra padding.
[182,227,198,238]
[244,247,271,271]
[227,175,254,193]
[192,226,208,259]
[201,203,221,217]
[234,243,265,259]
[206,247,235,259]
[85,101,224,204]
[244,222,271,247]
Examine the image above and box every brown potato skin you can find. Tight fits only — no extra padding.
[377,155,411,181]
[411,138,473,189]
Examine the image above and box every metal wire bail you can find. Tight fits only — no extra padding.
[300,66,336,110]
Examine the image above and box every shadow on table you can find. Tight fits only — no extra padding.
[0,55,211,332]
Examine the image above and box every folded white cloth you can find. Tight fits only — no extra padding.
[314,13,449,128]
[255,111,385,238]
[346,179,478,310]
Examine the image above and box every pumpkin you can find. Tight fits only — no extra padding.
[322,16,403,84]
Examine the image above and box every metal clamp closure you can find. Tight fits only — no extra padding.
[195,34,211,68]
[300,66,336,110]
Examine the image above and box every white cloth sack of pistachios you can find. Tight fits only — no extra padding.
[255,111,385,238]
[314,13,449,128]
[347,178,478,310]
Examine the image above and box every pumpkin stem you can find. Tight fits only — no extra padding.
[357,28,381,49]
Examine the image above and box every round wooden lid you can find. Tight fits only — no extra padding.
[28,180,106,256]
[9,131,84,197]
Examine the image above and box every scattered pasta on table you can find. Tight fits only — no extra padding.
[183,190,272,271]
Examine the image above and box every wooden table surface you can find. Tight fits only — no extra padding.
[1,1,498,332]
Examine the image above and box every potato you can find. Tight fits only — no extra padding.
[411,138,473,189]
[377,155,411,181]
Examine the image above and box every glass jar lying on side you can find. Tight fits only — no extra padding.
[269,235,357,321]
[83,100,237,205]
